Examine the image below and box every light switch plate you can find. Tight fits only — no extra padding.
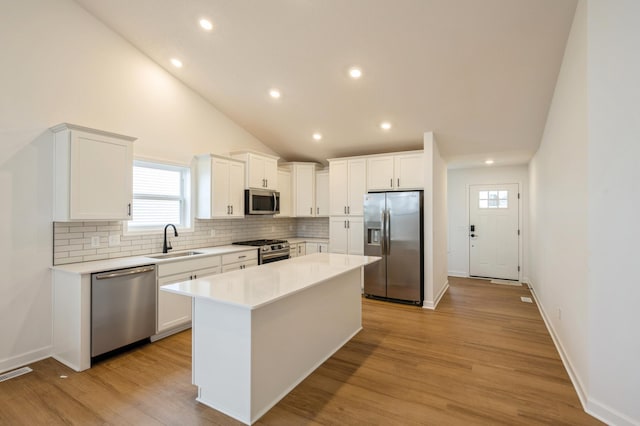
[90,236,100,248]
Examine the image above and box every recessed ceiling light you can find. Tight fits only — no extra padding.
[312,133,322,141]
[348,67,362,79]
[269,89,281,99]
[485,159,494,165]
[380,122,392,130]
[170,58,183,68]
[199,18,213,31]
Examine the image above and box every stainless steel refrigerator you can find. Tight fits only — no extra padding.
[363,191,423,305]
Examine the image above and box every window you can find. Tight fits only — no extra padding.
[479,190,508,209]
[128,160,191,230]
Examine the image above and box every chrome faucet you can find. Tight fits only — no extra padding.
[163,224,178,253]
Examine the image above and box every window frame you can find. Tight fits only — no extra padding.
[124,159,193,234]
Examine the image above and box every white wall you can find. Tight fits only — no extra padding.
[587,0,640,423]
[447,165,528,279]
[423,132,448,309]
[528,0,589,408]
[0,0,277,372]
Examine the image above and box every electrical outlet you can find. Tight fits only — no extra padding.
[210,229,216,237]
[108,235,120,247]
[90,236,100,248]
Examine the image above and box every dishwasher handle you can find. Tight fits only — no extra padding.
[94,265,155,280]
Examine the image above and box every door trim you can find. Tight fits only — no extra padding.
[466,182,522,282]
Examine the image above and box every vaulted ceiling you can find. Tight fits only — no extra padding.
[74,0,577,167]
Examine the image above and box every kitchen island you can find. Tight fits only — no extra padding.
[161,252,380,425]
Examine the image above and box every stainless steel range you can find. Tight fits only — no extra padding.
[233,239,290,264]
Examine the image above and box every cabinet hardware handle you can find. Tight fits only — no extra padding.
[266,179,268,187]
[227,205,230,214]
[310,207,312,214]
[347,206,350,214]
[194,274,197,279]
[127,203,131,217]
[317,207,319,214]
[239,255,246,259]
[397,178,400,187]
[231,205,234,214]
[390,178,393,187]
[347,220,350,229]
[344,206,346,214]
[344,220,347,228]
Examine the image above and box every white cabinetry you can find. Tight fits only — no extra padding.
[51,123,135,221]
[282,162,318,217]
[315,170,330,216]
[231,151,279,190]
[276,168,291,217]
[305,242,328,254]
[329,217,364,255]
[155,256,222,336]
[367,151,424,191]
[289,242,306,258]
[328,159,366,216]
[222,249,258,272]
[196,154,245,218]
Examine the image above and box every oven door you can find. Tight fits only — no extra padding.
[245,189,280,215]
[261,250,290,264]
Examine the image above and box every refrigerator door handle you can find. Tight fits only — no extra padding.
[386,208,391,255]
[381,210,388,255]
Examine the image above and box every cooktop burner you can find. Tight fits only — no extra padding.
[233,239,288,246]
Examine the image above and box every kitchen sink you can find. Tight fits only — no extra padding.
[148,251,204,259]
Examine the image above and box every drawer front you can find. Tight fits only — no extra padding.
[222,249,258,265]
[222,259,258,273]
[157,255,222,277]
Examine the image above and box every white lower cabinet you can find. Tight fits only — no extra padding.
[289,243,306,257]
[329,216,364,255]
[155,256,222,337]
[222,249,258,272]
[305,242,328,254]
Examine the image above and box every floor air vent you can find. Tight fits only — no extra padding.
[520,296,533,303]
[0,366,33,382]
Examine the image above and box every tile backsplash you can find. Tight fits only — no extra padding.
[53,216,329,265]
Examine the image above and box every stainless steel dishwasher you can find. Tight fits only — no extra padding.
[91,265,156,357]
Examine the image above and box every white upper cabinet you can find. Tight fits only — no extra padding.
[394,153,424,189]
[51,123,135,221]
[281,162,318,217]
[196,154,245,219]
[366,156,395,191]
[367,151,424,191]
[231,151,279,190]
[276,168,292,217]
[315,169,329,217]
[329,158,366,216]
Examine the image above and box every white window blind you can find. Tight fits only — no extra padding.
[130,160,190,229]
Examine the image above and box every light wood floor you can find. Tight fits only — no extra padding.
[0,277,600,425]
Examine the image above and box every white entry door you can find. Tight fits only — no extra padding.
[469,184,519,280]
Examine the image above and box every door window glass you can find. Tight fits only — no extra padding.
[479,190,508,209]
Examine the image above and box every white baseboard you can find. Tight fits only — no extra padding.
[447,270,467,278]
[423,280,449,310]
[587,397,640,426]
[521,276,530,285]
[528,283,639,425]
[528,283,588,408]
[0,345,52,374]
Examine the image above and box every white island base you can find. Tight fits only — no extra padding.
[162,253,379,425]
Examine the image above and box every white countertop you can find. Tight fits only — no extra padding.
[287,237,329,244]
[51,245,257,274]
[162,253,380,310]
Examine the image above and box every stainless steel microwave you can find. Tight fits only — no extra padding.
[245,189,280,215]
